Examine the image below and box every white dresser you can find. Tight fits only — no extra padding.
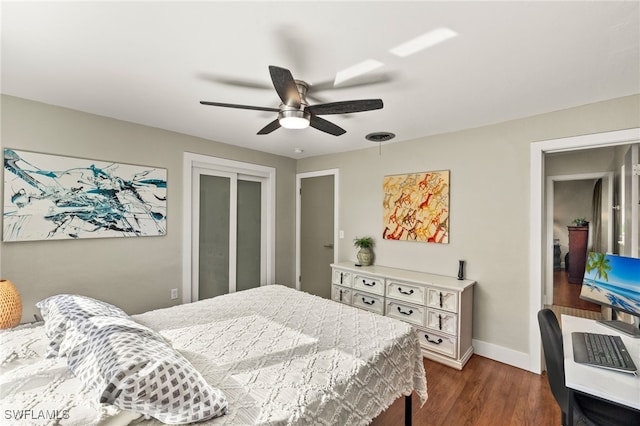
[331,262,475,370]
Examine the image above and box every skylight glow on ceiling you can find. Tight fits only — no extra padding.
[389,27,458,57]
[334,59,385,86]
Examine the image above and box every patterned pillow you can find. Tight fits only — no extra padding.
[64,316,228,424]
[36,294,129,358]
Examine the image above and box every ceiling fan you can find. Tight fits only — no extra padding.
[200,65,383,136]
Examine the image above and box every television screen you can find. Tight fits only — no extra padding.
[580,252,640,316]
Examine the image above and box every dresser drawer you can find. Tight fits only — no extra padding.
[331,285,352,304]
[352,291,385,315]
[333,269,353,287]
[386,280,426,305]
[416,327,457,358]
[353,274,385,296]
[386,300,426,327]
[426,309,458,335]
[426,288,458,313]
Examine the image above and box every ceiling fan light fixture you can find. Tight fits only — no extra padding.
[278,110,310,129]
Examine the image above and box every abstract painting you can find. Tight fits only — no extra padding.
[3,149,167,241]
[382,170,449,243]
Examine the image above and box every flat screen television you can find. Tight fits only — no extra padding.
[580,252,640,337]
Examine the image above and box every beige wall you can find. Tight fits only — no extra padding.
[297,94,640,354]
[553,179,598,257]
[2,93,639,360]
[1,95,297,320]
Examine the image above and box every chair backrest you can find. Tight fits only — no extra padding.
[537,308,569,414]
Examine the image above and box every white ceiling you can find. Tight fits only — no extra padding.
[2,1,639,159]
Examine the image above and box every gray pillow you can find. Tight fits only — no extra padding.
[63,316,228,424]
[36,294,129,358]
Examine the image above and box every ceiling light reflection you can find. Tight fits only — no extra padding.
[389,27,458,57]
[334,59,384,86]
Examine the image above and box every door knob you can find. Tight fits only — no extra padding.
[323,244,334,249]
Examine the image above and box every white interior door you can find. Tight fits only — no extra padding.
[620,143,639,257]
[296,169,339,297]
[299,174,335,298]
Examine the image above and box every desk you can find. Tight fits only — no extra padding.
[561,315,640,412]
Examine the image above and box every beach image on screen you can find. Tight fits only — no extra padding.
[580,252,640,316]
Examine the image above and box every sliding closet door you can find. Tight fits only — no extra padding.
[194,168,265,300]
[236,178,263,291]
[198,173,232,299]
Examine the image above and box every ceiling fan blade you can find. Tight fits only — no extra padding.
[200,101,279,113]
[309,115,346,136]
[269,65,301,107]
[257,119,281,135]
[197,72,272,90]
[307,99,383,115]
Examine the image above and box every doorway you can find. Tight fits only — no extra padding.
[182,153,276,303]
[545,171,613,313]
[529,128,640,373]
[296,169,339,298]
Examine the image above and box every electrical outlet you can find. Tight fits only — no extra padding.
[339,230,344,239]
[170,288,178,300]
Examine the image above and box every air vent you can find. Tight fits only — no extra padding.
[365,132,395,142]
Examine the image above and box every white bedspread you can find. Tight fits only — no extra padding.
[1,285,427,425]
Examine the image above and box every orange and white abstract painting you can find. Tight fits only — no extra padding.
[382,170,449,243]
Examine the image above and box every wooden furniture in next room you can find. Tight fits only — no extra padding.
[567,225,589,284]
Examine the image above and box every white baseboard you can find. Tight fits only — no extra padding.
[472,339,534,372]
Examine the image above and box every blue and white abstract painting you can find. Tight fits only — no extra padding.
[3,149,167,241]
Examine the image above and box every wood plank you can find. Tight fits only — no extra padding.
[370,355,560,426]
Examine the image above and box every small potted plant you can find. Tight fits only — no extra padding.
[353,236,374,266]
[572,218,589,227]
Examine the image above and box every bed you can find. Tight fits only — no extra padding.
[0,284,427,425]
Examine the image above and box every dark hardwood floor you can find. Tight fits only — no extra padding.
[371,355,559,426]
[370,269,596,425]
[553,269,600,312]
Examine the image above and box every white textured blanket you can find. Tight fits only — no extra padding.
[1,285,427,425]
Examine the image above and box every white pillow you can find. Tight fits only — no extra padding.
[64,316,228,424]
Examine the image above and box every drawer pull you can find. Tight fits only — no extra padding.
[362,280,376,287]
[424,334,443,345]
[397,306,414,316]
[397,287,414,295]
[362,297,375,305]
[438,314,443,330]
[340,272,344,284]
[439,292,443,308]
[339,289,343,302]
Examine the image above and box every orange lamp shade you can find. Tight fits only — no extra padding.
[0,279,22,329]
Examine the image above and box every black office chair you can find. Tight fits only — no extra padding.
[538,309,640,426]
